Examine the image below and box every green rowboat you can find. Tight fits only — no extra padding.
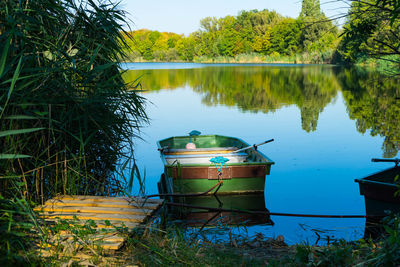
[157,134,275,195]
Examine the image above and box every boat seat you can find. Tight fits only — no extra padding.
[164,147,238,155]
[164,152,248,165]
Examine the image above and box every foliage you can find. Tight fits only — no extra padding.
[338,0,400,68]
[124,5,339,63]
[0,0,147,202]
[0,195,42,265]
[123,29,183,61]
[270,18,303,56]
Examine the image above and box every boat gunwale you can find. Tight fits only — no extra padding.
[157,134,275,167]
[355,178,400,188]
[355,166,400,189]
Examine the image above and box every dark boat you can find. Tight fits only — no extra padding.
[355,159,400,239]
[355,158,400,217]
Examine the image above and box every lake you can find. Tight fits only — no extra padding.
[122,62,400,244]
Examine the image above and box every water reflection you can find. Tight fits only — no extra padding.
[165,194,273,227]
[338,68,400,158]
[124,65,400,157]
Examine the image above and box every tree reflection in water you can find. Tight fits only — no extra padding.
[123,65,400,157]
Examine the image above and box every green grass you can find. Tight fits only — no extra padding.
[124,226,269,266]
[0,193,43,265]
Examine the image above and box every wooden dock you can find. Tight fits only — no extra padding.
[34,195,163,257]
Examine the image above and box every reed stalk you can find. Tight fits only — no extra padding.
[0,0,147,202]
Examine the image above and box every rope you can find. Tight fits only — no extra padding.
[165,202,381,219]
[145,181,223,198]
[143,174,378,219]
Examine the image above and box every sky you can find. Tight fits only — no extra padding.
[120,0,349,35]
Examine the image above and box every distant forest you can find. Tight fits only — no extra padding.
[123,0,400,66]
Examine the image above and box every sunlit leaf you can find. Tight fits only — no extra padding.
[0,128,45,138]
[0,154,31,159]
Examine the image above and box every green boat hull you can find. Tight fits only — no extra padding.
[173,176,266,194]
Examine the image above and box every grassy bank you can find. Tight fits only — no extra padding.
[17,213,400,266]
[109,214,400,266]
[123,51,336,65]
[353,55,400,75]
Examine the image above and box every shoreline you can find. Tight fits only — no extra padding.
[121,60,330,65]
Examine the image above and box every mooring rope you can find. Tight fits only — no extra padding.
[165,202,380,219]
[145,180,223,198]
[144,180,378,219]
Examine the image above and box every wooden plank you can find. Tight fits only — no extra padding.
[38,250,93,259]
[36,195,163,254]
[56,230,123,236]
[46,197,163,206]
[99,241,124,250]
[35,205,154,215]
[37,250,126,262]
[134,197,164,204]
[42,200,161,210]
[43,219,139,229]
[40,239,124,251]
[54,195,163,204]
[165,147,237,153]
[39,212,147,223]
[165,149,236,155]
[53,234,125,243]
[97,235,125,243]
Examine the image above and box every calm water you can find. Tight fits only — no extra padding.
[123,62,400,244]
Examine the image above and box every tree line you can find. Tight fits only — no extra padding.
[124,0,400,67]
[123,0,338,63]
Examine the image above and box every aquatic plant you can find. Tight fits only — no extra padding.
[0,0,147,202]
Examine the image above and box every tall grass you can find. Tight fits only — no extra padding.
[0,0,147,202]
[0,185,43,265]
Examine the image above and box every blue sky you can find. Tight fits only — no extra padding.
[120,0,349,35]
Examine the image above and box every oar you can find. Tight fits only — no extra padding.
[157,146,169,153]
[233,139,274,153]
[372,158,400,166]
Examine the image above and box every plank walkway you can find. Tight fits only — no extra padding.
[34,195,163,257]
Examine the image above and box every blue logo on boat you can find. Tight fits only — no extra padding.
[210,156,230,172]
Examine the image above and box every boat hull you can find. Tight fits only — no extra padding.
[355,166,400,216]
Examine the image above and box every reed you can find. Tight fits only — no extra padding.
[0,0,147,202]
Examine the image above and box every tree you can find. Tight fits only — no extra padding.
[338,0,400,67]
[300,0,321,17]
[270,18,302,55]
[299,0,337,53]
